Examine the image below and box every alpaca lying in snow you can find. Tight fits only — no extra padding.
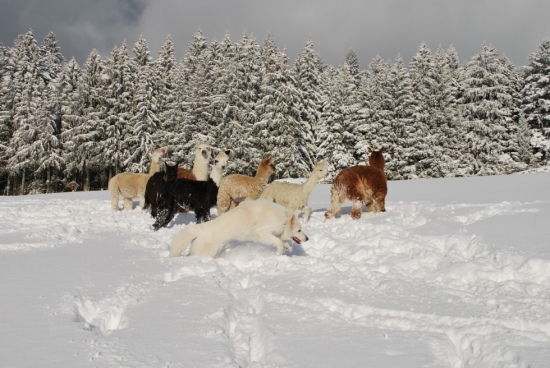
[260,161,328,222]
[109,148,166,211]
[177,141,211,180]
[152,150,230,230]
[216,157,275,216]
[144,161,179,217]
[325,148,387,220]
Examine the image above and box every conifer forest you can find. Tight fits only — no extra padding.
[0,29,549,195]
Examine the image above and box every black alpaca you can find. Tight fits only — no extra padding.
[152,151,229,231]
[144,162,179,217]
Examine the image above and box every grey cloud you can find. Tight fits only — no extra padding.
[0,0,548,68]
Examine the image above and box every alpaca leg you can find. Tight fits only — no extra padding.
[302,206,312,223]
[374,195,386,212]
[227,198,238,211]
[195,208,211,224]
[123,197,133,211]
[350,200,363,220]
[324,187,342,220]
[217,195,230,216]
[111,195,120,211]
[365,200,376,212]
[139,195,146,211]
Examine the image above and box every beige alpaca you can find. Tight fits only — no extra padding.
[260,161,328,223]
[109,148,165,211]
[217,157,275,216]
[177,142,211,180]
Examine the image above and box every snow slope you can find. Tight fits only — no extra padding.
[1,172,550,367]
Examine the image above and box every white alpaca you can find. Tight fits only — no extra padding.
[210,150,230,186]
[178,141,211,181]
[109,148,166,211]
[260,161,328,222]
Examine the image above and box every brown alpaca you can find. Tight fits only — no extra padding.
[109,148,166,211]
[324,148,387,220]
[177,142,211,180]
[217,157,275,216]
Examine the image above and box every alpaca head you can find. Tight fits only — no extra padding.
[368,147,385,170]
[214,150,230,172]
[151,147,167,163]
[194,142,211,162]
[164,161,179,181]
[258,157,275,176]
[312,161,329,179]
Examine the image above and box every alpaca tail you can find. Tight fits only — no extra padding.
[169,225,199,257]
[108,175,120,211]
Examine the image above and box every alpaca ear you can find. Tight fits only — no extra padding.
[380,147,384,153]
[368,147,374,153]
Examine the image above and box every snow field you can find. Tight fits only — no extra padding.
[1,173,550,367]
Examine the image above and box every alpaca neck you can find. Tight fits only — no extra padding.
[209,165,223,187]
[148,159,161,177]
[302,172,321,193]
[255,167,272,181]
[192,156,209,181]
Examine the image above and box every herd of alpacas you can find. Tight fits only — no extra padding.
[108,141,387,258]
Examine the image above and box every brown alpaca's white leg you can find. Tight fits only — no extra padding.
[324,187,342,219]
[374,195,386,212]
[302,206,312,223]
[124,197,133,211]
[350,200,363,220]
[365,200,376,212]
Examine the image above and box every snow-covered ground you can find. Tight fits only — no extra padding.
[1,172,550,367]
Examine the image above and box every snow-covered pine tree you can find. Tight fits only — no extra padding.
[292,38,325,170]
[460,43,525,175]
[101,43,135,175]
[254,34,305,178]
[123,36,159,173]
[219,32,263,175]
[62,49,105,190]
[152,35,181,157]
[0,41,12,192]
[416,45,462,178]
[522,39,550,163]
[345,49,361,88]
[181,29,214,161]
[317,61,359,179]
[32,32,67,193]
[208,33,253,174]
[406,42,439,178]
[5,30,45,194]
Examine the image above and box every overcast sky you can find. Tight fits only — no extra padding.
[0,0,549,69]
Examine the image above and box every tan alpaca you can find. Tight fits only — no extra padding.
[177,142,211,180]
[109,148,166,211]
[325,148,387,220]
[217,157,275,216]
[260,161,328,223]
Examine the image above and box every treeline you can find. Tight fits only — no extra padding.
[0,29,549,195]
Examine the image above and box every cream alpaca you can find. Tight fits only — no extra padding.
[260,161,328,223]
[217,157,275,216]
[177,142,211,180]
[109,148,165,211]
